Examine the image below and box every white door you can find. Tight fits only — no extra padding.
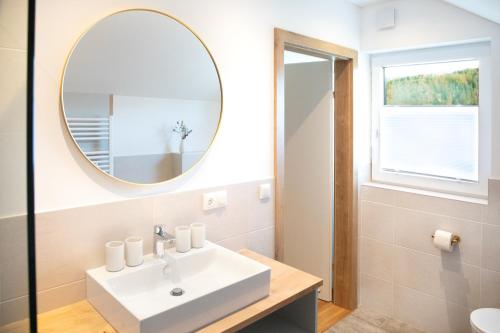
[283,53,333,301]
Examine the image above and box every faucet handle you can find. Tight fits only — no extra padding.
[154,224,168,237]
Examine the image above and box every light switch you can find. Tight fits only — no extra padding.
[203,190,227,210]
[259,183,271,200]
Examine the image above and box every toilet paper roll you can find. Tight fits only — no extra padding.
[175,226,191,253]
[105,241,124,272]
[433,230,453,252]
[191,223,206,248]
[125,236,143,267]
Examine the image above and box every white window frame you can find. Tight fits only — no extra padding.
[371,42,491,197]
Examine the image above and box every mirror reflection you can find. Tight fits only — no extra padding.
[62,10,222,184]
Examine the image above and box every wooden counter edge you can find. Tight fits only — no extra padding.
[196,249,323,333]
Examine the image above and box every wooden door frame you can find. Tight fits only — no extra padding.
[274,28,358,310]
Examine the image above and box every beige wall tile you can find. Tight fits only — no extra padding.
[154,182,251,243]
[36,198,154,291]
[394,247,480,308]
[482,224,500,272]
[360,237,393,282]
[35,179,275,313]
[360,274,393,317]
[361,185,484,222]
[0,49,26,134]
[361,201,395,244]
[0,296,28,327]
[200,183,250,242]
[37,279,85,314]
[247,181,274,232]
[0,0,28,50]
[486,179,500,226]
[394,285,470,333]
[361,185,400,206]
[0,215,28,301]
[394,208,481,266]
[247,227,274,259]
[396,191,483,222]
[153,190,203,232]
[0,134,27,217]
[216,234,248,252]
[480,269,500,308]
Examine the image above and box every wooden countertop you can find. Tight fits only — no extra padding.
[35,249,322,333]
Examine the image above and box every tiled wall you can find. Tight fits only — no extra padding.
[0,0,28,218]
[0,179,274,322]
[0,0,29,327]
[359,179,500,333]
[0,216,29,326]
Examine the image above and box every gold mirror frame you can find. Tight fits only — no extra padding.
[60,8,223,186]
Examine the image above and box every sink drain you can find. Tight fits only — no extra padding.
[170,288,184,296]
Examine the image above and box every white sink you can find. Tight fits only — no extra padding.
[86,241,271,333]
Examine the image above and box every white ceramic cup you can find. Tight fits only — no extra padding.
[175,226,191,253]
[190,223,206,248]
[125,236,144,267]
[105,241,124,272]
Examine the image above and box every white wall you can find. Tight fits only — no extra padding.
[112,95,220,156]
[64,92,109,118]
[358,1,500,332]
[35,0,361,212]
[360,0,500,178]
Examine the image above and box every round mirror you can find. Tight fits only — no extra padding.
[61,9,222,184]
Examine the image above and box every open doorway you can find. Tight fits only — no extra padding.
[282,50,334,302]
[274,28,358,310]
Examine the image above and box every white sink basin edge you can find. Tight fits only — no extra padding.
[86,241,271,333]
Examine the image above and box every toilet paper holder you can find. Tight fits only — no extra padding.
[431,233,461,245]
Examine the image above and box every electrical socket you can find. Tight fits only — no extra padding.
[203,190,227,210]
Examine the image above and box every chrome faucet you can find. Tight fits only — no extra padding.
[153,224,175,258]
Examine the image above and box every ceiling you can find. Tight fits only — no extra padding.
[348,0,386,6]
[348,0,500,24]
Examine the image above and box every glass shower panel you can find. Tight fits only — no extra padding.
[0,0,31,331]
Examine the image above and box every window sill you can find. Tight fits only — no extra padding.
[362,181,488,206]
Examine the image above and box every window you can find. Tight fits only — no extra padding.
[371,43,491,197]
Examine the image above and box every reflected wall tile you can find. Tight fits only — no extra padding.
[0,0,28,50]
[0,215,28,301]
[0,49,26,133]
[37,279,85,313]
[0,134,27,217]
[0,296,28,327]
